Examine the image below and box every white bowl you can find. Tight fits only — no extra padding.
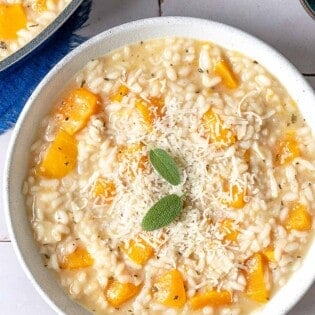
[3,17,315,315]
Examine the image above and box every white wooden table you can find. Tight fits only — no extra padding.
[1,0,314,314]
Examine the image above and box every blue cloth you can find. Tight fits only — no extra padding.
[0,0,92,134]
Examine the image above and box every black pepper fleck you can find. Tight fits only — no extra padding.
[0,41,7,49]
[291,113,297,124]
[152,286,158,292]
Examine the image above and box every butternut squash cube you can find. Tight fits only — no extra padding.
[92,178,116,202]
[245,253,268,303]
[203,109,236,147]
[220,219,239,241]
[110,85,129,103]
[33,0,47,12]
[221,184,245,209]
[189,290,232,310]
[285,203,312,231]
[229,185,245,208]
[106,281,140,308]
[56,88,99,135]
[149,96,164,119]
[60,248,93,269]
[117,143,147,172]
[274,133,300,166]
[214,59,238,89]
[135,97,164,129]
[135,99,153,128]
[0,4,27,40]
[262,247,275,263]
[122,238,154,265]
[153,269,186,308]
[38,130,77,178]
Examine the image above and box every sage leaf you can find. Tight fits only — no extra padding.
[149,148,181,185]
[141,194,183,231]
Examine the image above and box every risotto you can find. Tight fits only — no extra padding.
[0,0,71,60]
[24,37,315,314]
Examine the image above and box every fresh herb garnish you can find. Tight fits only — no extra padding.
[141,194,184,231]
[149,148,181,185]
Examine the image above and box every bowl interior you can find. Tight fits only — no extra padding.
[4,17,315,315]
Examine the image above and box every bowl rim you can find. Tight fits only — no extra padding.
[299,0,315,20]
[0,0,84,72]
[3,16,315,315]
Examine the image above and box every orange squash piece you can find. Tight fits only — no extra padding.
[245,253,268,303]
[0,4,27,40]
[38,130,77,178]
[189,290,232,310]
[135,97,164,129]
[122,238,154,265]
[106,281,140,308]
[285,203,312,231]
[221,184,245,209]
[117,143,147,172]
[229,185,245,208]
[220,219,239,241]
[214,59,238,89]
[33,0,47,13]
[149,96,164,119]
[110,85,129,103]
[60,248,93,269]
[92,178,116,202]
[153,269,186,308]
[262,247,275,263]
[135,99,153,128]
[203,109,236,147]
[274,133,300,166]
[56,88,99,135]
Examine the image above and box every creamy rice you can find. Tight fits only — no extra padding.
[24,37,315,314]
[0,0,71,60]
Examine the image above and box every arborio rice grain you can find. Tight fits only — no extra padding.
[25,37,315,314]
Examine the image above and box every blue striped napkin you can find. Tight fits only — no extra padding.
[0,0,92,134]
